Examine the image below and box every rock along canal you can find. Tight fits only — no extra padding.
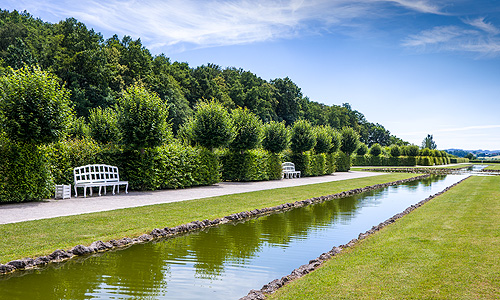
[0,174,469,300]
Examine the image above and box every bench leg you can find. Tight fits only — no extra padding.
[74,186,78,198]
[112,185,116,195]
[125,183,128,194]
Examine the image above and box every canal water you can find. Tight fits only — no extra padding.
[0,174,468,300]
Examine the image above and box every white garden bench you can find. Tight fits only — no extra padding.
[282,162,301,179]
[74,164,128,198]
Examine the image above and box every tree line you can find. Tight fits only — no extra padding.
[0,9,401,146]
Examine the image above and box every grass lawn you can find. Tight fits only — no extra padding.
[0,173,418,264]
[268,175,500,300]
[485,164,500,170]
[351,164,472,171]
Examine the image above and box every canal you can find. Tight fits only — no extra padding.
[0,174,469,299]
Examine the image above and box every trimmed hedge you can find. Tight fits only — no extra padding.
[0,139,53,203]
[335,151,351,172]
[120,144,219,190]
[352,155,416,167]
[219,149,277,182]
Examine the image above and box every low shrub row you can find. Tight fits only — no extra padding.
[352,155,454,167]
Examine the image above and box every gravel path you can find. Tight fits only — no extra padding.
[0,171,383,224]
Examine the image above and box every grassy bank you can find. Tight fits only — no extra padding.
[0,173,417,264]
[485,164,500,170]
[268,175,500,299]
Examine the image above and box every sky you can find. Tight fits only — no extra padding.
[2,0,500,150]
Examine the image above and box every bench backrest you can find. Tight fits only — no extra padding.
[74,164,120,184]
[282,162,296,172]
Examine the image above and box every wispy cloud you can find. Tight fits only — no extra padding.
[403,16,500,56]
[8,0,446,52]
[463,17,500,35]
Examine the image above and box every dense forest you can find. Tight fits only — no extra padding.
[0,9,405,146]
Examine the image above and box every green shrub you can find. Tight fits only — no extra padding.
[0,139,53,203]
[390,145,401,157]
[0,66,72,144]
[291,152,311,176]
[262,121,289,154]
[118,84,171,149]
[88,106,121,144]
[187,101,235,150]
[369,143,382,156]
[220,149,273,181]
[44,138,102,185]
[313,126,332,154]
[420,148,431,156]
[290,120,316,153]
[406,145,420,157]
[268,153,284,180]
[310,153,327,176]
[356,143,368,156]
[335,151,351,172]
[229,107,262,152]
[326,152,336,173]
[353,155,369,166]
[120,143,219,190]
[340,127,359,156]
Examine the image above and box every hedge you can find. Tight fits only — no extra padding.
[219,149,281,182]
[0,138,53,203]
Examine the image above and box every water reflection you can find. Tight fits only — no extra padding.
[0,175,467,300]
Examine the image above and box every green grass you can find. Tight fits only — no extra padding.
[485,164,500,170]
[269,175,500,300]
[352,164,472,171]
[0,173,417,264]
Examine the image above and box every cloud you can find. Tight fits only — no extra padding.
[386,0,443,14]
[402,18,500,56]
[463,17,500,35]
[8,0,445,52]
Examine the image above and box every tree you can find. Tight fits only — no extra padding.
[369,143,382,156]
[189,101,235,150]
[117,84,170,149]
[340,127,360,155]
[229,107,262,152]
[0,65,72,144]
[356,143,368,156]
[390,145,401,157]
[422,134,437,150]
[272,77,302,125]
[88,106,121,144]
[262,121,289,153]
[464,153,475,160]
[290,119,316,153]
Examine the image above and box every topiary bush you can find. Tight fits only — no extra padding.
[262,121,289,154]
[390,145,401,157]
[369,143,382,156]
[356,143,368,156]
[118,84,171,149]
[340,127,359,156]
[313,125,332,154]
[229,107,262,152]
[88,106,121,144]
[290,120,316,153]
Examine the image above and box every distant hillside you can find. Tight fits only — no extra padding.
[446,149,500,158]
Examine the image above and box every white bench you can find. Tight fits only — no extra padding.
[74,164,129,198]
[282,162,301,179]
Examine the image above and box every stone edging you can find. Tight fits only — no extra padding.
[0,174,430,275]
[240,175,471,300]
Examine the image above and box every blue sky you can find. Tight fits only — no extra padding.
[3,0,500,150]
